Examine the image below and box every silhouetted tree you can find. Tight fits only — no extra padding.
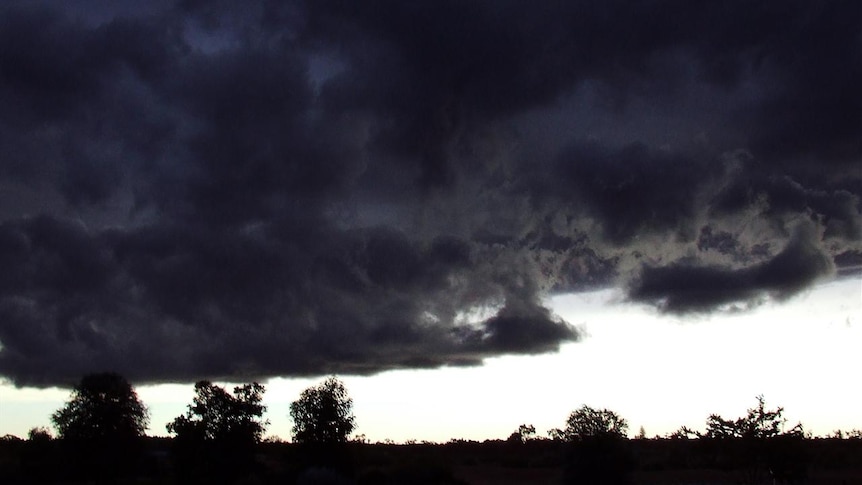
[20,426,57,482]
[290,377,356,474]
[704,395,801,440]
[168,381,268,443]
[167,381,268,483]
[667,425,698,440]
[52,372,149,441]
[563,405,628,441]
[51,372,149,480]
[507,423,537,444]
[559,405,633,485]
[27,427,52,443]
[290,376,355,445]
[703,395,807,484]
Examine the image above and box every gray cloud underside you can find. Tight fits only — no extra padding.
[0,0,859,386]
[628,224,836,313]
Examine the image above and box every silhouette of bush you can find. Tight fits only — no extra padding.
[26,428,51,443]
[0,434,26,483]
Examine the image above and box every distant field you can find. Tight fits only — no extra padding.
[4,437,862,484]
[453,465,862,485]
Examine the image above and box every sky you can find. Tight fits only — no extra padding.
[0,1,860,441]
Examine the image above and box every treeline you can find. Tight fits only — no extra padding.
[2,372,862,484]
[2,373,358,484]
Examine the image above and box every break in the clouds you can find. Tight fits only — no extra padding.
[0,0,859,387]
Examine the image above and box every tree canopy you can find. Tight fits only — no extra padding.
[166,381,268,444]
[704,394,803,439]
[51,372,149,442]
[289,376,356,444]
[557,405,633,485]
[702,396,808,484]
[508,423,537,444]
[559,405,628,441]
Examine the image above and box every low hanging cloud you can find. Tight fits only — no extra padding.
[0,0,859,387]
[629,224,836,313]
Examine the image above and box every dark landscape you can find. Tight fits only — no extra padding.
[2,373,862,484]
[4,427,862,484]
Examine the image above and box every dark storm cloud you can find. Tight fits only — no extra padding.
[712,174,862,241]
[0,215,578,385]
[547,142,716,244]
[0,1,859,386]
[629,224,836,313]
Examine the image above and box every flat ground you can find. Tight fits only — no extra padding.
[453,466,862,485]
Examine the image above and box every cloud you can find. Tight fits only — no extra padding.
[546,142,717,244]
[0,1,859,386]
[628,224,836,313]
[0,217,579,386]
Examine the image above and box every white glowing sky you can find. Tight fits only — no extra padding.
[2,276,859,442]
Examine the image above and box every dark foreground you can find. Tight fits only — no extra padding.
[2,436,861,484]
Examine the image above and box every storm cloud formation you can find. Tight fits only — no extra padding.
[0,0,859,386]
